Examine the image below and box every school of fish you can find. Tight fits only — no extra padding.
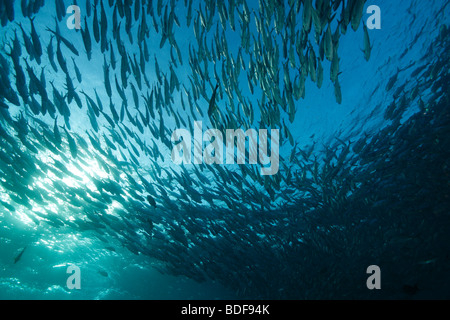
[1,0,450,299]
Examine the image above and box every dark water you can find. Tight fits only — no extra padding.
[0,0,449,299]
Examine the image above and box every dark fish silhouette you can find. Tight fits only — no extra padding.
[14,246,27,264]
[98,270,109,277]
[208,83,219,117]
[147,195,157,208]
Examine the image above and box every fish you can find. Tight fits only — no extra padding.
[55,0,66,21]
[53,117,62,147]
[386,69,400,91]
[55,39,68,74]
[208,83,220,117]
[330,47,340,83]
[71,57,82,83]
[46,27,79,56]
[303,0,312,33]
[324,24,333,61]
[109,97,119,124]
[334,78,342,104]
[62,125,78,159]
[362,24,372,61]
[93,3,100,43]
[81,16,93,60]
[46,36,58,72]
[29,17,43,62]
[16,21,35,62]
[98,270,109,277]
[317,59,324,89]
[14,246,27,264]
[100,0,108,53]
[351,0,365,31]
[103,55,112,97]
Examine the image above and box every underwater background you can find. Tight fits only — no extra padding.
[0,0,449,299]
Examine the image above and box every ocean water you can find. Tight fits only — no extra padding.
[0,0,449,300]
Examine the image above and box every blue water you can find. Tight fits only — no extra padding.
[0,0,449,299]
